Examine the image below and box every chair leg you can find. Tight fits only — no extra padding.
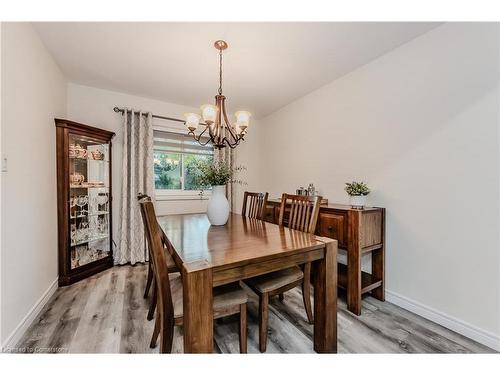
[147,280,157,321]
[259,293,269,353]
[239,304,247,354]
[144,261,153,299]
[278,293,284,301]
[302,262,314,324]
[159,319,174,354]
[150,312,160,348]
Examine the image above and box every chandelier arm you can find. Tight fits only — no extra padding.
[223,136,240,149]
[194,125,209,140]
[198,135,213,146]
[217,98,223,145]
[220,98,240,143]
[188,126,214,147]
[224,121,240,143]
[206,122,215,141]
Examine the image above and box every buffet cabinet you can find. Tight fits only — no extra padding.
[264,199,385,315]
[55,119,115,286]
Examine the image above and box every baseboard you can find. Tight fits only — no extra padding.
[385,289,500,352]
[1,278,58,351]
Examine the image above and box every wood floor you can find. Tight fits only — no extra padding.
[18,264,494,353]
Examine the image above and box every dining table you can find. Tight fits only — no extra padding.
[157,212,338,353]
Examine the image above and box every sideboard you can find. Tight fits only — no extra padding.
[264,199,385,315]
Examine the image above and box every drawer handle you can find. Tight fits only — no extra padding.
[328,225,333,231]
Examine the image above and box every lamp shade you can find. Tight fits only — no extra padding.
[200,104,218,124]
[235,111,251,133]
[184,113,201,132]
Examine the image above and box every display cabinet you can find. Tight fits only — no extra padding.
[55,119,115,286]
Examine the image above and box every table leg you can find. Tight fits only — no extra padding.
[347,210,362,315]
[182,262,213,353]
[371,247,385,301]
[371,208,385,301]
[313,240,337,353]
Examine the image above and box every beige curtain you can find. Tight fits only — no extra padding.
[116,110,154,265]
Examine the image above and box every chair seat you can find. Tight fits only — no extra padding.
[165,252,178,272]
[169,273,248,319]
[243,266,304,293]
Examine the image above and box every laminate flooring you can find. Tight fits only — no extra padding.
[16,264,495,354]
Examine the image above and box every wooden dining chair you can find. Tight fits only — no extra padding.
[243,193,321,352]
[241,191,269,220]
[137,193,178,321]
[140,198,249,353]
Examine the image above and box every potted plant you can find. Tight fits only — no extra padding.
[345,181,370,209]
[195,159,233,225]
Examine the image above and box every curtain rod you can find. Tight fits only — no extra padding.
[113,106,208,126]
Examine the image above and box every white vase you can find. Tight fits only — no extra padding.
[207,185,230,225]
[349,195,367,209]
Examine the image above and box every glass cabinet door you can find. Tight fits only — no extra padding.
[68,134,111,269]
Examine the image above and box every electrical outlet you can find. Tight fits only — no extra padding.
[2,154,8,172]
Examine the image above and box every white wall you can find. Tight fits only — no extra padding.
[259,23,500,345]
[1,23,67,346]
[0,21,3,346]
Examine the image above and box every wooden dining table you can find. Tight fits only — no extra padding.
[157,212,338,353]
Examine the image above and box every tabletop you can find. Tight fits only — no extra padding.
[157,213,330,270]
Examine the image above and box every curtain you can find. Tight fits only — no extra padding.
[215,128,236,212]
[116,110,154,265]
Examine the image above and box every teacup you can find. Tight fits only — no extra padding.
[70,173,85,186]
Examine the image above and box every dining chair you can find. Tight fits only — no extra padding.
[140,198,249,353]
[243,193,321,352]
[137,193,178,321]
[241,191,269,220]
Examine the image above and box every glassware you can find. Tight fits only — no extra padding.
[70,224,77,246]
[82,226,88,242]
[63,130,113,279]
[76,195,88,216]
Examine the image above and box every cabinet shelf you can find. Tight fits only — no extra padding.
[337,263,383,294]
[70,211,109,219]
[71,234,109,247]
[70,185,108,189]
[70,157,109,163]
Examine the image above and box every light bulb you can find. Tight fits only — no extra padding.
[200,104,218,124]
[184,113,200,132]
[235,111,251,133]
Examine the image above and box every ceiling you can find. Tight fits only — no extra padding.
[33,22,440,118]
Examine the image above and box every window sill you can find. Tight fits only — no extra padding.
[155,193,210,202]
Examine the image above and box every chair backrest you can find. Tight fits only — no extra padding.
[140,199,175,338]
[241,191,269,220]
[138,193,152,262]
[278,193,322,234]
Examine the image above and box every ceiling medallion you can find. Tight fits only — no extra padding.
[184,40,251,149]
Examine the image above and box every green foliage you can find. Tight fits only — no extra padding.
[345,181,370,196]
[184,154,213,190]
[193,158,233,187]
[154,152,181,190]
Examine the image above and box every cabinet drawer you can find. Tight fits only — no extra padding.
[274,206,291,225]
[318,212,347,248]
[263,205,275,223]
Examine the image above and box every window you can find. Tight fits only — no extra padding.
[153,130,214,193]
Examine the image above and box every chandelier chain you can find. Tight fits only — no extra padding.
[218,49,223,95]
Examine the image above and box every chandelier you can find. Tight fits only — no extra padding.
[183,40,251,149]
